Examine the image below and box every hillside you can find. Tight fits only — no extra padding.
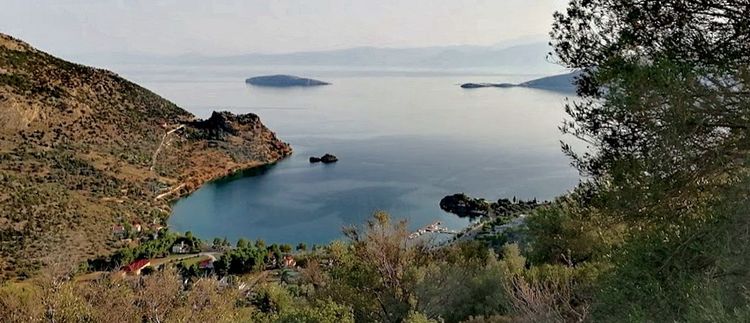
[0,33,291,280]
[519,71,581,92]
[460,71,580,92]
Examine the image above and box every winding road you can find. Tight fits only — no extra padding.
[150,124,185,171]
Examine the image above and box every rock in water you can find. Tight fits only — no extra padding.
[320,154,338,163]
[309,154,338,164]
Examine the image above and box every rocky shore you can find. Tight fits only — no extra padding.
[159,111,293,201]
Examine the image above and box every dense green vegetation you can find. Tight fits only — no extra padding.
[542,0,750,320]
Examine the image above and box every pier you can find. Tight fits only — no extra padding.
[408,221,459,240]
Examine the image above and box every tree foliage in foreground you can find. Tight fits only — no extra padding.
[543,0,750,321]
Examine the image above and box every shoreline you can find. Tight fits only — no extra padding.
[162,152,293,211]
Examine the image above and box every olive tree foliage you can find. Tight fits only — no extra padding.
[549,1,750,320]
[552,0,750,214]
[331,211,427,322]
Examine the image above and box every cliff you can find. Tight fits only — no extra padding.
[0,33,291,279]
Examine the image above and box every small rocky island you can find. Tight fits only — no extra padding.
[440,193,542,218]
[245,74,330,87]
[460,82,515,89]
[310,154,338,164]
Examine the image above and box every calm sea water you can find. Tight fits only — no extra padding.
[114,65,580,244]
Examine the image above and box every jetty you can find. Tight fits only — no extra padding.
[408,221,459,240]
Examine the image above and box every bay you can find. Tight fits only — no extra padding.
[114,65,580,244]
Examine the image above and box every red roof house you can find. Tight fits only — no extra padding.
[199,259,214,270]
[122,259,151,275]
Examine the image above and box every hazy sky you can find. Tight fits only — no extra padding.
[0,0,566,56]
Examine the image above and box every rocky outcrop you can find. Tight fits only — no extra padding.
[170,111,292,197]
[245,74,330,87]
[309,153,338,164]
[440,193,542,218]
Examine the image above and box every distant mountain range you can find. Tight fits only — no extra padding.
[71,41,564,74]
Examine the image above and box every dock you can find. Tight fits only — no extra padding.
[408,221,459,239]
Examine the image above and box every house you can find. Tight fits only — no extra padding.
[199,258,214,270]
[122,259,151,275]
[171,241,190,254]
[112,224,125,237]
[132,222,142,233]
[282,255,296,268]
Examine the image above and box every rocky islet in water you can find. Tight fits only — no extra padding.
[309,153,339,164]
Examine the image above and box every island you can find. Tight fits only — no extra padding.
[245,74,331,87]
[460,71,581,92]
[460,82,515,89]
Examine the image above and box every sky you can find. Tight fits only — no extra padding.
[0,0,567,56]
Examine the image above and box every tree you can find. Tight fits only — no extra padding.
[324,211,428,322]
[552,0,750,198]
[550,0,750,320]
[280,244,292,253]
[296,243,307,251]
[236,238,248,249]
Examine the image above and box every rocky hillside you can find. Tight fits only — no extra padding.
[0,33,291,280]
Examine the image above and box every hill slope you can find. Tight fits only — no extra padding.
[0,33,291,279]
[519,71,581,92]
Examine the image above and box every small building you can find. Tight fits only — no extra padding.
[171,241,189,254]
[113,224,126,237]
[282,255,296,268]
[199,258,214,270]
[132,222,142,233]
[122,259,151,275]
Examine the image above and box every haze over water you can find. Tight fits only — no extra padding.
[117,65,580,244]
